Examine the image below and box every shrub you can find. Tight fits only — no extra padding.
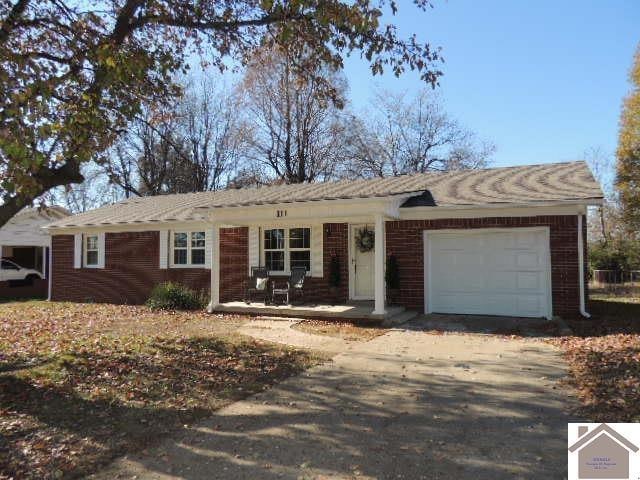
[329,254,341,288]
[385,255,400,290]
[146,282,207,311]
[589,239,640,272]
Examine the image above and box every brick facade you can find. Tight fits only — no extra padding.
[50,215,587,318]
[220,227,248,303]
[219,223,349,304]
[51,223,350,306]
[386,215,586,318]
[51,232,210,304]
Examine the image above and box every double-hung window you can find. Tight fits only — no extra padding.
[263,227,311,273]
[172,231,206,267]
[84,234,99,267]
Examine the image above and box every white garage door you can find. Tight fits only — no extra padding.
[425,228,551,318]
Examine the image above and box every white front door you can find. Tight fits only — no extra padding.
[425,228,552,318]
[351,224,375,299]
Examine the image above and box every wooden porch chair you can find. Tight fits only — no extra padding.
[245,266,270,304]
[272,267,307,305]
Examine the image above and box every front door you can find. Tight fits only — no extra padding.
[351,224,375,299]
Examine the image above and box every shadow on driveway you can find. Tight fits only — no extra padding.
[92,324,576,480]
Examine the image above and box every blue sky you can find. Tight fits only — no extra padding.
[342,0,640,168]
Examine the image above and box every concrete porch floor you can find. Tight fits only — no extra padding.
[212,300,408,322]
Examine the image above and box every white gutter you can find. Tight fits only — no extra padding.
[577,214,590,318]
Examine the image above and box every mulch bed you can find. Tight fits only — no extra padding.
[291,319,388,342]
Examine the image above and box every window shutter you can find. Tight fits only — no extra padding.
[159,230,168,269]
[97,232,106,269]
[205,229,212,268]
[248,226,259,275]
[73,233,82,269]
[311,225,323,278]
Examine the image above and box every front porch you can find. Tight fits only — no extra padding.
[207,206,402,318]
[212,300,416,324]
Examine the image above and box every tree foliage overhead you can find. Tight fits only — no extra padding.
[342,89,494,178]
[105,78,243,196]
[0,0,443,226]
[241,45,349,184]
[616,43,640,233]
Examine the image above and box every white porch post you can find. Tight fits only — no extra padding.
[207,224,220,313]
[373,213,386,315]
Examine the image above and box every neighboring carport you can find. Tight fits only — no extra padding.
[0,206,69,300]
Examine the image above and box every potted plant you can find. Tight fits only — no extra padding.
[385,254,400,305]
[329,253,341,304]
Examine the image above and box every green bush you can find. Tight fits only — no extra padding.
[329,254,341,287]
[146,282,207,311]
[385,255,400,290]
[589,239,640,272]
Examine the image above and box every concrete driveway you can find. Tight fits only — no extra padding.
[92,319,575,480]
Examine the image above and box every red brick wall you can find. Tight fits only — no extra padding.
[300,223,349,304]
[51,232,210,304]
[51,224,350,305]
[220,228,248,303]
[219,223,349,304]
[386,215,585,318]
[51,216,586,317]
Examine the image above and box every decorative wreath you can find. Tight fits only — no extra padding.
[355,227,375,253]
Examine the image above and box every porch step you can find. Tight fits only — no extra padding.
[382,309,420,327]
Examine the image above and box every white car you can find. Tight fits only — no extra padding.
[0,258,43,282]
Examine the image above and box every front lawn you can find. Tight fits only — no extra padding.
[550,292,640,422]
[0,302,319,480]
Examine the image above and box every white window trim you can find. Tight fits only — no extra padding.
[170,230,207,268]
[83,233,101,268]
[261,226,312,275]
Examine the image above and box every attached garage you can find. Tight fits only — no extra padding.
[423,228,552,319]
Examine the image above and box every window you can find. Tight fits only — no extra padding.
[263,227,311,273]
[1,260,18,270]
[85,234,99,267]
[264,229,285,272]
[172,231,206,267]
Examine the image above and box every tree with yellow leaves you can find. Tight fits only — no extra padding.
[616,44,640,233]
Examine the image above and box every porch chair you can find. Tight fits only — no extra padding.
[272,267,307,305]
[245,266,270,304]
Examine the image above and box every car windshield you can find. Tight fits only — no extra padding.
[1,260,19,270]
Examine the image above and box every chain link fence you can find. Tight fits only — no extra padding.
[590,270,640,295]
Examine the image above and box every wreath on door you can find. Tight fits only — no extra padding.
[355,227,375,252]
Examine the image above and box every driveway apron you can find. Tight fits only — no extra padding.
[91,323,575,480]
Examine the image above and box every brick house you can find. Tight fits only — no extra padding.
[45,161,603,319]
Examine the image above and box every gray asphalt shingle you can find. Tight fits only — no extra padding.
[46,161,602,228]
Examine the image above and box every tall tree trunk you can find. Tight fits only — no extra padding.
[599,206,609,245]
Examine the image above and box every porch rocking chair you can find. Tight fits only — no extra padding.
[272,267,307,305]
[245,266,270,304]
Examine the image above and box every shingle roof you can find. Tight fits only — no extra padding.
[47,161,602,229]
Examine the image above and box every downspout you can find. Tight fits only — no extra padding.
[577,214,590,318]
[47,244,52,301]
